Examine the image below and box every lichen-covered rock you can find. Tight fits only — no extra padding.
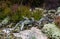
[1,17,10,25]
[13,27,48,39]
[42,23,60,39]
[0,17,10,27]
[57,7,60,13]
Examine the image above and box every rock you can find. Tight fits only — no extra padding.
[57,7,60,13]
[1,17,10,25]
[35,8,43,11]
[48,10,56,13]
[20,17,35,30]
[7,23,14,28]
[0,23,2,27]
[13,27,48,39]
[0,17,10,27]
[42,23,60,39]
[38,14,54,28]
[2,28,13,34]
[56,7,60,16]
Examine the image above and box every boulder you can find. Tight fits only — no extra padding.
[13,27,48,39]
[42,23,60,39]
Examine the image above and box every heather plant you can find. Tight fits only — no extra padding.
[10,12,22,23]
[3,7,11,15]
[0,4,44,23]
[32,10,43,20]
[18,5,32,18]
[18,6,43,20]
[0,7,11,20]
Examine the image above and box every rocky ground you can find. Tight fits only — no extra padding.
[0,7,60,39]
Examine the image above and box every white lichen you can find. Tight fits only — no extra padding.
[42,23,60,39]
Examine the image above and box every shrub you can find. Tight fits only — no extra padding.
[32,10,43,20]
[18,5,32,18]
[0,5,44,23]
